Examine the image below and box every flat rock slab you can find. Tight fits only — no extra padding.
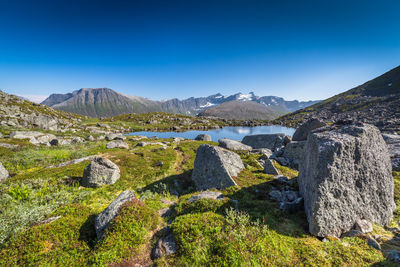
[106,140,129,149]
[192,144,244,190]
[82,157,120,188]
[95,190,136,239]
[188,191,224,203]
[105,133,126,141]
[218,138,252,151]
[299,122,395,237]
[47,155,96,168]
[242,134,286,151]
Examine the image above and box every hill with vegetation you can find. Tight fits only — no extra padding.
[274,65,400,133]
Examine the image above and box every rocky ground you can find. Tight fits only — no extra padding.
[0,121,399,266]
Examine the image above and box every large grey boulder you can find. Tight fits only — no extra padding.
[382,133,400,171]
[194,134,212,141]
[218,138,252,151]
[106,140,129,149]
[82,157,120,188]
[95,190,136,239]
[0,162,9,182]
[299,123,395,238]
[192,144,244,190]
[242,134,286,151]
[292,118,326,141]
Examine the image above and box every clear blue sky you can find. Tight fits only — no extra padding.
[0,0,399,102]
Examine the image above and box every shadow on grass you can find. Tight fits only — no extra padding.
[225,179,309,238]
[138,170,195,196]
[78,214,98,250]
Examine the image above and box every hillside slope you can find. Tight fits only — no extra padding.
[198,100,285,120]
[0,90,83,131]
[274,65,400,132]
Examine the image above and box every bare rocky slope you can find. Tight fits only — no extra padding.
[42,89,319,119]
[274,65,400,133]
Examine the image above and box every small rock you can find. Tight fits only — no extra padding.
[263,159,279,175]
[386,250,400,263]
[106,140,129,149]
[194,134,212,141]
[39,216,61,225]
[353,219,373,234]
[188,191,224,203]
[342,230,363,238]
[49,139,60,146]
[86,135,95,141]
[105,133,126,141]
[367,237,381,250]
[269,190,283,202]
[151,233,177,259]
[158,208,173,218]
[0,162,10,182]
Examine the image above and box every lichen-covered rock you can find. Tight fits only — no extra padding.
[82,157,120,188]
[0,162,9,182]
[194,134,212,141]
[106,140,129,149]
[218,138,252,151]
[242,134,286,151]
[353,219,373,234]
[299,122,395,237]
[95,190,136,239]
[292,118,326,141]
[192,144,244,190]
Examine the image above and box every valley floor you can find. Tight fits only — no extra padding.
[0,132,399,266]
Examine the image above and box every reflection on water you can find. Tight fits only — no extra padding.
[128,125,295,141]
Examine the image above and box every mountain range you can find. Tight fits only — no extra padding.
[42,89,320,119]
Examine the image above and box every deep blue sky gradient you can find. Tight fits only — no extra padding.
[1,0,399,101]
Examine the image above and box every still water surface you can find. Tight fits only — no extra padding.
[128,125,295,141]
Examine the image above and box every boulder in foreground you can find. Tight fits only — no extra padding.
[299,122,395,237]
[218,138,252,151]
[192,144,244,190]
[95,190,136,239]
[82,157,120,188]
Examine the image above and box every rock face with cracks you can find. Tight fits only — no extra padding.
[299,122,395,238]
[191,144,244,190]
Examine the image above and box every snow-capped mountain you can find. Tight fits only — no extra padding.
[42,88,320,118]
